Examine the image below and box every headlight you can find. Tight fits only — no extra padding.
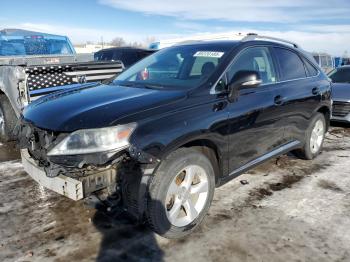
[47,123,136,156]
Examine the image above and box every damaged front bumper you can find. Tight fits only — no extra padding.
[18,120,156,220]
[21,149,118,200]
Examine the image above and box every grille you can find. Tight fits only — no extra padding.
[25,65,74,91]
[18,121,58,164]
[25,62,124,97]
[333,101,350,117]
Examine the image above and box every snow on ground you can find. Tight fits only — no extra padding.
[0,125,349,262]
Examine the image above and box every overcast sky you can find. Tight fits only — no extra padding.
[2,0,350,55]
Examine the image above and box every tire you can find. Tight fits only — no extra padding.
[0,94,18,142]
[146,148,215,239]
[294,113,326,160]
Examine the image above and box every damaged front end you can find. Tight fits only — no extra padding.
[17,120,156,220]
[17,121,125,200]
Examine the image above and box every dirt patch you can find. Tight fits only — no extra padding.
[249,188,273,200]
[269,174,304,191]
[323,146,350,152]
[329,127,350,137]
[317,179,343,192]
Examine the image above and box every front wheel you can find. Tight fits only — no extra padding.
[146,148,215,239]
[294,113,326,160]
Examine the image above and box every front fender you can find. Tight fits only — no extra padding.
[0,66,28,117]
[128,99,230,176]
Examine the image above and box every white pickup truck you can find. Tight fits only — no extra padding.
[0,29,124,141]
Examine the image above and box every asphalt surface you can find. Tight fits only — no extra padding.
[0,124,349,262]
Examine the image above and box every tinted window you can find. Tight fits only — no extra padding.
[138,51,153,60]
[328,68,350,83]
[94,50,114,61]
[275,48,306,81]
[303,59,318,77]
[121,51,139,67]
[227,47,276,85]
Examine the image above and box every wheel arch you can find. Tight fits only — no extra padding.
[180,139,222,184]
[316,105,331,131]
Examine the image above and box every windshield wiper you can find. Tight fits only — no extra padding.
[142,84,164,89]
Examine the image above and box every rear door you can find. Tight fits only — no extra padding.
[225,46,285,173]
[271,47,323,143]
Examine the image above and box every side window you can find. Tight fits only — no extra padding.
[303,58,318,77]
[274,48,306,81]
[227,47,276,85]
[101,50,114,61]
[112,51,123,62]
[122,52,139,67]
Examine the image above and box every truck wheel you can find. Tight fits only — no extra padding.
[0,94,17,142]
[146,148,215,238]
[294,113,326,160]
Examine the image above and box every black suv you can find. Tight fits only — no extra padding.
[19,35,331,238]
[94,47,155,68]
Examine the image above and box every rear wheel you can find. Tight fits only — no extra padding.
[294,113,326,160]
[0,95,17,142]
[146,148,215,238]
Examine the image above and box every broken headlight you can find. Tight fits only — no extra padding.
[47,123,137,156]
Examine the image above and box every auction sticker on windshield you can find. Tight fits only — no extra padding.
[194,51,224,58]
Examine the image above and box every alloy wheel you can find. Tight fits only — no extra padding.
[165,165,209,227]
[310,119,325,154]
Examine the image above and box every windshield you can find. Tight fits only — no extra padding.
[114,44,233,89]
[0,37,74,56]
[328,68,350,83]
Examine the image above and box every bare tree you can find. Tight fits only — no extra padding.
[111,37,126,47]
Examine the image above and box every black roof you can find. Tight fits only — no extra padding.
[174,39,304,51]
[96,47,155,53]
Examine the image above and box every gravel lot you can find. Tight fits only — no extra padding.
[1,124,349,262]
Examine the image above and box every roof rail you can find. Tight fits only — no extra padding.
[242,33,299,48]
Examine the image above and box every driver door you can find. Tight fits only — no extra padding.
[224,46,285,174]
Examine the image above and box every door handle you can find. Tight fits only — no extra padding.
[312,87,320,95]
[274,95,284,105]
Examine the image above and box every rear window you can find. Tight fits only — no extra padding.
[0,38,73,56]
[94,50,114,61]
[274,48,306,81]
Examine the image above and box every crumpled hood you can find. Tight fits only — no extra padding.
[332,83,350,101]
[23,83,185,132]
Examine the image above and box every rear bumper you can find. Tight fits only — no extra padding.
[21,149,117,201]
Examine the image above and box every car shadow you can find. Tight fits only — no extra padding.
[92,159,168,262]
[92,206,165,262]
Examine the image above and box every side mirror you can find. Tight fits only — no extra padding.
[227,70,262,102]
